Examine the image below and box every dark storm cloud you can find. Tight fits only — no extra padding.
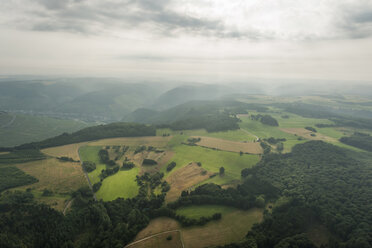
[338,5,372,39]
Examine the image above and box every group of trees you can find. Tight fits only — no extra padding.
[122,161,135,170]
[82,161,96,172]
[98,149,110,164]
[136,172,170,198]
[0,189,158,248]
[240,141,372,248]
[251,114,279,126]
[100,165,120,179]
[168,178,279,211]
[340,132,372,151]
[142,159,157,166]
[0,166,38,192]
[56,156,78,162]
[304,126,317,132]
[166,161,177,172]
[151,207,222,227]
[265,137,286,145]
[0,150,41,192]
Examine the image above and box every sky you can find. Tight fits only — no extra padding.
[0,0,372,82]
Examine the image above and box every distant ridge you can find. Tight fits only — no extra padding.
[0,122,156,151]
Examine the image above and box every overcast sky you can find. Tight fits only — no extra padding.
[0,0,372,82]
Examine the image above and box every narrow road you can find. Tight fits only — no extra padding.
[125,230,185,248]
[63,199,74,215]
[78,149,97,201]
[0,114,16,128]
[240,128,259,141]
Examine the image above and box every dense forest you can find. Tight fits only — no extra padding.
[244,141,372,248]
[340,132,372,152]
[0,187,163,248]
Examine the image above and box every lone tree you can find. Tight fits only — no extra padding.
[219,167,225,176]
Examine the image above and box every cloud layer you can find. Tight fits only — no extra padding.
[1,0,372,81]
[1,0,372,40]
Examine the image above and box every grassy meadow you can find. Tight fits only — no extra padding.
[164,144,260,185]
[176,204,237,219]
[79,145,140,201]
[79,146,107,185]
[95,167,140,201]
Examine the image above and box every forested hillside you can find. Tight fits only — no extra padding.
[3,123,156,150]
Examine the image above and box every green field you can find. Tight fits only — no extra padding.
[239,116,294,139]
[96,167,140,201]
[157,128,256,142]
[164,144,260,185]
[176,205,237,219]
[0,113,90,147]
[79,146,106,185]
[79,145,140,201]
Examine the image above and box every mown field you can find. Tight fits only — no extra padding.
[163,144,260,185]
[136,207,263,248]
[96,167,140,201]
[157,128,256,142]
[192,136,262,154]
[79,146,107,185]
[238,111,364,152]
[14,158,87,193]
[128,231,183,248]
[176,204,237,219]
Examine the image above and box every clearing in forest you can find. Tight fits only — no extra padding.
[87,136,171,147]
[127,230,183,248]
[136,207,263,248]
[15,158,87,193]
[165,145,260,186]
[95,167,140,201]
[279,128,337,142]
[181,208,262,248]
[165,162,212,202]
[192,136,262,154]
[42,142,87,161]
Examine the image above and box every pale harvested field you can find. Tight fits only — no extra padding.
[138,150,174,175]
[0,152,9,155]
[135,217,180,240]
[192,136,262,154]
[136,208,263,248]
[38,196,69,212]
[42,142,87,161]
[279,128,337,142]
[129,231,183,248]
[87,136,171,147]
[181,208,263,248]
[165,163,212,202]
[15,158,87,193]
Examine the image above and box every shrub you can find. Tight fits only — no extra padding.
[166,162,176,172]
[122,161,135,170]
[142,159,157,166]
[82,161,96,172]
[92,182,102,192]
